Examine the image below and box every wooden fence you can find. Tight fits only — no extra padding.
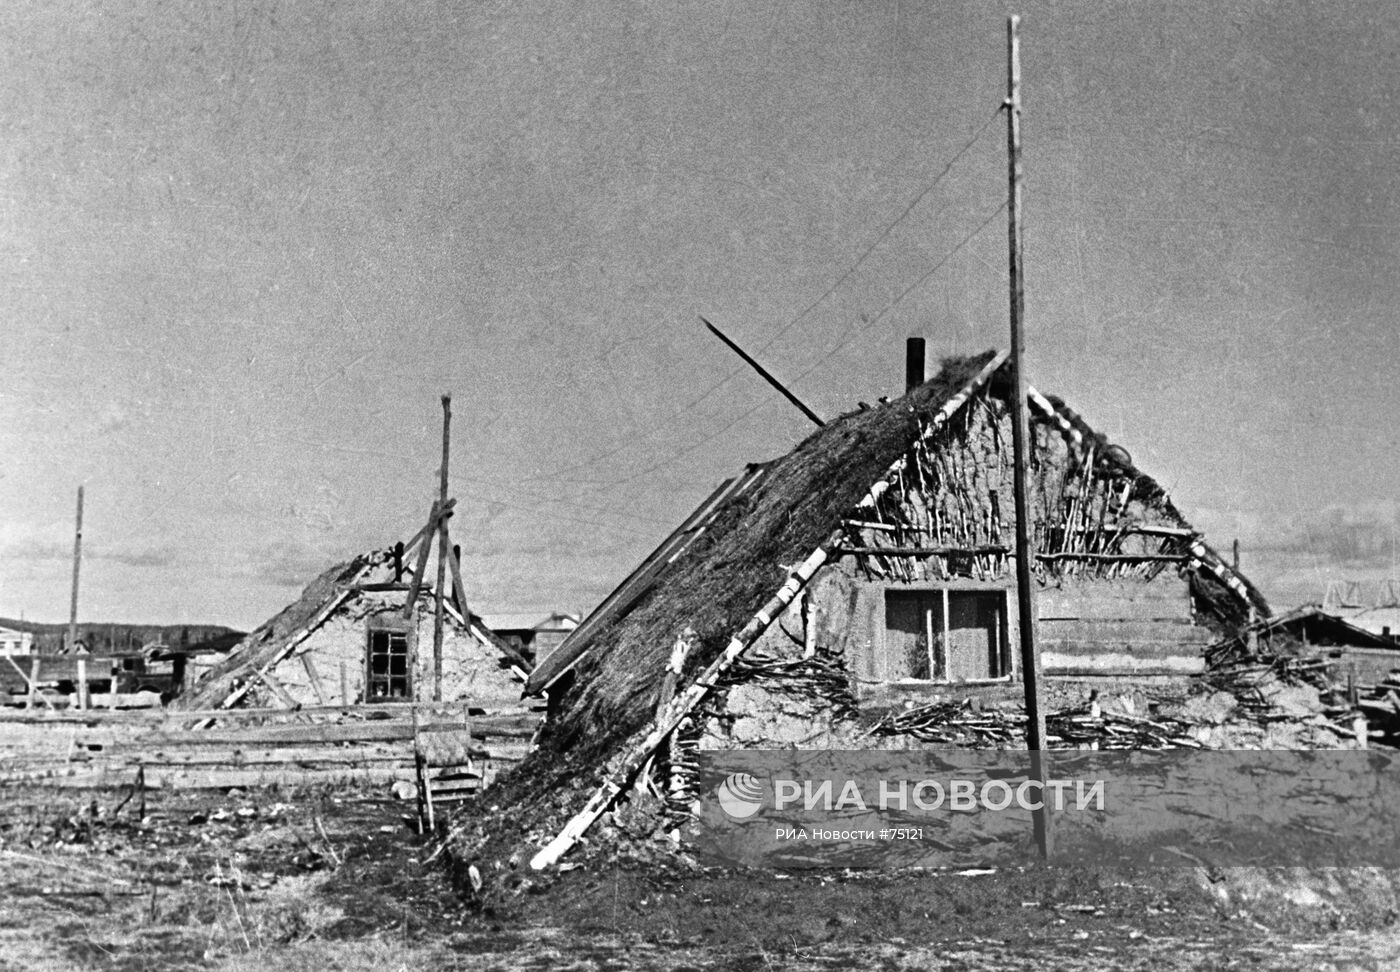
[0,702,539,795]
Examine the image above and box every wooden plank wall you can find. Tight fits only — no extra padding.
[0,704,539,791]
[1039,578,1208,676]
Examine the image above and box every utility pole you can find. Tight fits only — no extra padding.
[432,395,452,704]
[1006,14,1049,859]
[69,485,86,710]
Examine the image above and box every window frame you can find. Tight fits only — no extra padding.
[365,622,414,703]
[880,583,1015,686]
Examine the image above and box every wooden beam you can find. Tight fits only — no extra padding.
[842,520,899,533]
[1036,552,1186,563]
[27,656,40,710]
[835,545,1009,557]
[399,498,456,568]
[412,706,434,832]
[447,544,470,621]
[254,668,300,710]
[300,653,328,706]
[432,395,451,703]
[7,655,56,711]
[403,501,441,621]
[701,317,825,428]
[1052,523,1196,538]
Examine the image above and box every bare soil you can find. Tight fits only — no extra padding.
[2,785,1399,970]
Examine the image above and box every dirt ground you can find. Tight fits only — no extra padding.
[3,785,1400,971]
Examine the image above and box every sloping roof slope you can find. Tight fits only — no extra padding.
[537,351,1003,756]
[525,464,772,694]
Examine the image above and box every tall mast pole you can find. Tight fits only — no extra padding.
[1006,14,1049,858]
[432,395,451,703]
[70,485,86,709]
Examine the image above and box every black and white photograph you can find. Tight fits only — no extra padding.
[3,2,1400,969]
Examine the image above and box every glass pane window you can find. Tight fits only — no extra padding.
[367,629,411,701]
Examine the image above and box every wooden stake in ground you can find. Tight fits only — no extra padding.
[1005,13,1050,859]
[70,486,86,710]
[433,394,451,704]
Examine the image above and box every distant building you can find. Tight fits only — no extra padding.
[481,612,580,665]
[1211,604,1400,683]
[0,627,33,656]
[1345,606,1400,643]
[175,534,532,712]
[1322,579,1400,644]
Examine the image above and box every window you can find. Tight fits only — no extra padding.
[885,589,1010,682]
[366,629,411,701]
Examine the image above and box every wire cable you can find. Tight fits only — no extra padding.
[569,201,1008,493]
[513,106,1004,488]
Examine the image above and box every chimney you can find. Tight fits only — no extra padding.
[905,337,926,394]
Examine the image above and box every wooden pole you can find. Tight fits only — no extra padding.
[70,486,86,710]
[402,501,440,621]
[1006,14,1050,859]
[432,395,451,703]
[701,317,825,427]
[26,656,40,709]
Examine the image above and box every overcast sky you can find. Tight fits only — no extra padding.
[3,1,1398,629]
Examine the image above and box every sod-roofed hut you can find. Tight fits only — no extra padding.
[178,525,530,713]
[502,350,1268,868]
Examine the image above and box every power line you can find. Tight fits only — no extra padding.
[568,202,1008,495]
[677,107,1005,416]
[860,202,1008,336]
[511,106,1005,489]
[756,202,1008,405]
[453,475,676,528]
[454,488,660,540]
[775,108,1003,338]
